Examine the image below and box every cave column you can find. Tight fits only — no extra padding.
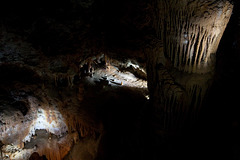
[145,0,233,131]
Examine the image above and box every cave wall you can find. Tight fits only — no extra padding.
[0,0,239,159]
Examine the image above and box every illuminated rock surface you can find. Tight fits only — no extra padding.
[0,0,239,160]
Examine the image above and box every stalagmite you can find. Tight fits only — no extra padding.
[146,0,233,130]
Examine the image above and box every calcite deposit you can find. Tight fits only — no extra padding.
[0,0,239,159]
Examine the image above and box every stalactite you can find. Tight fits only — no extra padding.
[145,33,215,130]
[62,111,98,138]
[152,0,233,73]
[54,73,74,87]
[144,39,194,130]
[78,83,85,102]
[57,98,102,139]
[34,132,77,160]
[147,0,233,130]
[38,143,61,160]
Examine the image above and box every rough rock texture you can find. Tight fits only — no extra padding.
[152,0,233,73]
[145,0,233,131]
[0,23,148,159]
[0,0,239,160]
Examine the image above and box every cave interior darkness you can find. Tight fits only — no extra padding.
[0,0,240,160]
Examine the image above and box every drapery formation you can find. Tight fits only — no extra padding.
[146,0,233,130]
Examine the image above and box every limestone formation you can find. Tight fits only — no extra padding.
[146,0,233,130]
[0,0,238,159]
[152,0,233,73]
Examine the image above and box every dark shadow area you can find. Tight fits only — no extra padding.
[0,64,41,84]
[76,82,151,160]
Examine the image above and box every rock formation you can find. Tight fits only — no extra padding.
[0,0,238,159]
[146,0,233,131]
